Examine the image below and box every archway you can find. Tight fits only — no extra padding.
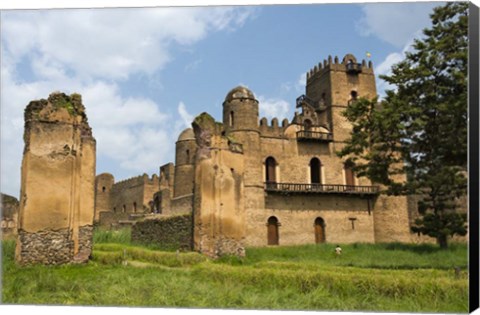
[267,216,279,245]
[314,217,325,244]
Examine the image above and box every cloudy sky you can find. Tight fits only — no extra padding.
[1,1,442,198]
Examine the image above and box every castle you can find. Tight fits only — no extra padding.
[94,53,418,254]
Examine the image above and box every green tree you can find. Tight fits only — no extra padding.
[338,2,468,248]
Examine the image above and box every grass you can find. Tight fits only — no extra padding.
[1,231,469,312]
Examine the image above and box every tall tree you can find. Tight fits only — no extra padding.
[338,2,468,248]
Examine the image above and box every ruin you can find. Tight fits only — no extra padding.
[16,92,96,265]
[1,193,19,239]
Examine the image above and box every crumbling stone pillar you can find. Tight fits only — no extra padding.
[15,92,96,265]
[192,113,246,258]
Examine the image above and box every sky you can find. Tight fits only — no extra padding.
[0,1,444,198]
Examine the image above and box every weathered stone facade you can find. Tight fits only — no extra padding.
[132,214,192,250]
[16,92,96,265]
[1,193,19,239]
[94,173,160,226]
[97,54,458,257]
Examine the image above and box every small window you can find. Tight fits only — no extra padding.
[133,202,137,213]
[229,111,234,127]
[310,158,322,184]
[186,149,190,163]
[350,91,358,101]
[113,207,116,213]
[267,216,279,245]
[102,186,106,193]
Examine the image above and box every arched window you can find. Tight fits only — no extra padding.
[350,91,358,101]
[344,162,355,188]
[267,216,279,245]
[102,186,106,193]
[229,111,234,127]
[265,157,277,183]
[122,204,126,213]
[133,202,137,213]
[310,158,322,184]
[186,149,190,163]
[113,207,117,213]
[314,217,326,244]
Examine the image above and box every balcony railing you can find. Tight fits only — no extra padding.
[297,131,333,142]
[296,94,316,108]
[265,182,379,195]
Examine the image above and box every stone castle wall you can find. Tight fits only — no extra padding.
[16,92,96,265]
[131,214,193,250]
[1,193,19,239]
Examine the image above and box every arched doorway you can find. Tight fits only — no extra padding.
[314,217,325,244]
[310,158,321,184]
[267,216,279,245]
[265,157,277,183]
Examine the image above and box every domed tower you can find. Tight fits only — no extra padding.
[222,86,264,236]
[223,86,259,132]
[173,128,197,198]
[95,173,115,222]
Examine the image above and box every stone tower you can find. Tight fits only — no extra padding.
[305,53,377,141]
[94,173,114,222]
[173,128,197,198]
[222,87,265,242]
[16,92,96,265]
[304,54,411,243]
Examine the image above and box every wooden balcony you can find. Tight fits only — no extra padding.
[296,131,333,142]
[264,182,379,196]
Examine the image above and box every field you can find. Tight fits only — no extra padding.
[1,228,469,312]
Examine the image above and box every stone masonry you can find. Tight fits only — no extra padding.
[96,54,462,257]
[16,92,96,265]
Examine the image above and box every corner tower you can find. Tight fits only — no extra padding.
[222,86,259,132]
[305,54,377,141]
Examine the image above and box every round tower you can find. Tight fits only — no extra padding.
[222,86,264,245]
[95,173,114,222]
[173,128,197,198]
[223,86,259,132]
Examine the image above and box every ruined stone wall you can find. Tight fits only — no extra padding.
[1,193,19,239]
[170,194,193,215]
[109,174,159,214]
[98,211,130,228]
[16,92,95,265]
[192,113,246,258]
[131,214,193,250]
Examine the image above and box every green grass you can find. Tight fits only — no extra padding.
[1,235,468,312]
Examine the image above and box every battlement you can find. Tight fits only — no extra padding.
[259,117,290,138]
[306,54,374,82]
[112,173,159,191]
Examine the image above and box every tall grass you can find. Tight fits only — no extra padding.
[1,239,468,312]
[93,227,131,244]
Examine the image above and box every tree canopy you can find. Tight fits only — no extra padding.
[338,2,469,248]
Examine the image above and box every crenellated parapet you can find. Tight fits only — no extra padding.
[111,173,159,191]
[259,117,290,138]
[306,53,374,82]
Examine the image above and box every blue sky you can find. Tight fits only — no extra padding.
[1,1,443,198]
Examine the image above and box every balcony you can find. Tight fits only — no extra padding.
[346,63,362,74]
[296,131,333,142]
[264,182,379,196]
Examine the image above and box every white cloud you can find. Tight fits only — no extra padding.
[0,7,255,197]
[374,39,416,98]
[258,96,291,121]
[177,102,194,127]
[2,7,256,81]
[356,2,437,48]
